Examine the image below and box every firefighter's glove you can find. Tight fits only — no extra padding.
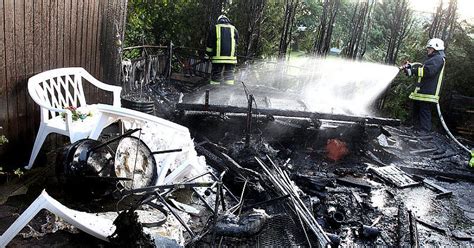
[410,63,423,77]
[401,63,413,76]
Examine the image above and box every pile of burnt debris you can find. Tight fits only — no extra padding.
[1,83,473,247]
[178,110,473,247]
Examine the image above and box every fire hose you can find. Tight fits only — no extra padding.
[436,103,474,167]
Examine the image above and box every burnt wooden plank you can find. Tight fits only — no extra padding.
[48,0,59,146]
[368,165,420,188]
[111,0,120,87]
[92,0,102,103]
[42,0,50,69]
[91,0,99,78]
[75,0,84,67]
[119,0,127,50]
[43,0,58,148]
[85,0,94,73]
[32,0,43,132]
[415,217,447,234]
[57,0,68,146]
[399,166,474,183]
[422,178,452,199]
[57,0,65,67]
[176,103,401,126]
[89,0,100,103]
[49,0,57,69]
[4,0,18,142]
[337,176,372,191]
[81,0,89,67]
[105,0,115,102]
[0,1,8,134]
[94,0,107,103]
[25,0,36,145]
[113,0,125,86]
[69,0,77,66]
[451,230,473,241]
[79,0,91,101]
[25,1,34,74]
[63,0,71,67]
[101,0,115,104]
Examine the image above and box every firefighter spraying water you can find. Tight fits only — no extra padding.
[400,38,474,167]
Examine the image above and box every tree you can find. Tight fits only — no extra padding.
[278,0,299,59]
[313,0,341,55]
[125,0,223,50]
[373,0,412,64]
[343,0,375,59]
[429,0,457,48]
[230,0,266,58]
[205,0,226,39]
[443,22,474,97]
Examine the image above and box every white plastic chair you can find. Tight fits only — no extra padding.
[0,190,115,246]
[26,67,122,169]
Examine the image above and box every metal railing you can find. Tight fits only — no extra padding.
[120,44,311,95]
[120,45,214,94]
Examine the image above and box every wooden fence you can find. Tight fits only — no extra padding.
[0,0,127,164]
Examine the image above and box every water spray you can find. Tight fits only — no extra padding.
[237,56,400,116]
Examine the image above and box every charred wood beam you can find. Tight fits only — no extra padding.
[415,217,447,234]
[197,141,261,180]
[245,95,254,147]
[398,205,419,248]
[336,176,372,191]
[409,210,419,248]
[399,166,474,183]
[420,177,453,199]
[176,103,400,126]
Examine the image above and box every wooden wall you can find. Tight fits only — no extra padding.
[0,0,127,164]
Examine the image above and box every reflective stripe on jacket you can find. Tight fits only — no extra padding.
[409,51,445,103]
[206,23,238,64]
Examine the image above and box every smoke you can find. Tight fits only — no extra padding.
[237,56,399,116]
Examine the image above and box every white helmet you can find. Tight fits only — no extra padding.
[426,38,445,51]
[217,15,229,22]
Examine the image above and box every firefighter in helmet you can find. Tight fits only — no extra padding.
[206,15,239,85]
[401,38,446,132]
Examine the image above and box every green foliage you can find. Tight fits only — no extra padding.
[258,1,285,57]
[293,0,322,52]
[0,132,10,177]
[13,168,24,178]
[443,24,474,97]
[60,106,93,122]
[330,0,353,50]
[380,74,414,122]
[0,135,7,146]
[125,0,209,49]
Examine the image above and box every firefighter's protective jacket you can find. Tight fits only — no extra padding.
[206,18,238,64]
[409,51,446,103]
